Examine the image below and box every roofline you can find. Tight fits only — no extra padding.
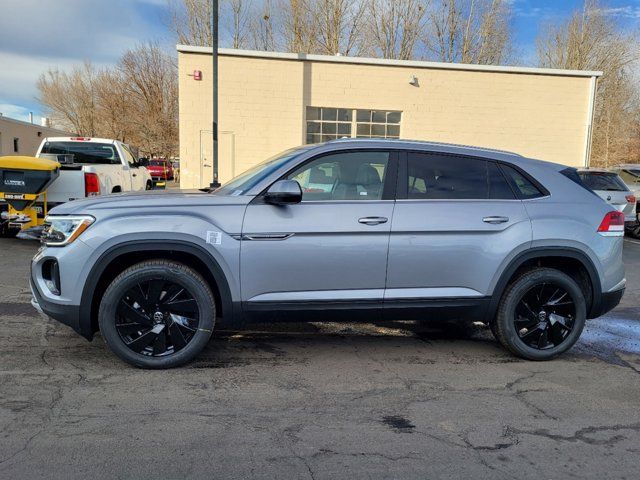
[0,115,71,134]
[177,45,603,78]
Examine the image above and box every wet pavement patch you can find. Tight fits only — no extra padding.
[382,415,416,433]
[0,302,36,316]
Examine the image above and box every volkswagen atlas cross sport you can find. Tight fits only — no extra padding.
[31,139,625,368]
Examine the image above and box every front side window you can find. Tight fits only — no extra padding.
[288,151,389,201]
[407,153,514,200]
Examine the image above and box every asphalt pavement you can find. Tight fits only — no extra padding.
[1,236,640,479]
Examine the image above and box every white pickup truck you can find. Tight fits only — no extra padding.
[35,137,153,205]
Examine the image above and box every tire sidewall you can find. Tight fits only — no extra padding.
[99,262,215,368]
[497,269,586,360]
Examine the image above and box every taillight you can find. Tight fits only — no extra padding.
[626,194,636,204]
[84,172,100,197]
[597,211,625,236]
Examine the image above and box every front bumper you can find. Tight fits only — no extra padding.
[30,276,90,340]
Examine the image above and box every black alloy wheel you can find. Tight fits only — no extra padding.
[116,279,199,357]
[514,283,575,350]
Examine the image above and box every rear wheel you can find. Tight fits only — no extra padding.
[145,180,153,190]
[99,260,215,368]
[491,268,586,360]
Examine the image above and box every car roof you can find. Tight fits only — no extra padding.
[577,168,616,174]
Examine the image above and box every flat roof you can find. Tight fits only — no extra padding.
[177,45,603,78]
[0,115,70,135]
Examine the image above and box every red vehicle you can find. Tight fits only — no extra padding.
[145,159,174,182]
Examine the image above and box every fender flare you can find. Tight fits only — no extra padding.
[79,240,235,338]
[486,247,602,322]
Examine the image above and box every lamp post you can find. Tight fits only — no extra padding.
[210,0,220,188]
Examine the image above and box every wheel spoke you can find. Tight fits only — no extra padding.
[152,330,168,355]
[165,298,198,316]
[162,285,185,305]
[537,328,550,349]
[126,285,152,311]
[126,328,160,353]
[116,322,147,336]
[169,322,188,350]
[146,279,165,305]
[117,300,153,326]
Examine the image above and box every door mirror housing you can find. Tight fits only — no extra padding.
[264,180,303,205]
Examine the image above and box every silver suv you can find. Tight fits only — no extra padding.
[31,140,626,368]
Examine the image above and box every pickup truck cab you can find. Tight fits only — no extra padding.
[35,137,153,206]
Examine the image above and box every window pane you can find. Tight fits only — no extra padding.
[487,162,515,199]
[500,164,545,199]
[386,125,400,137]
[372,110,386,123]
[322,108,337,121]
[356,109,371,122]
[578,172,627,191]
[357,124,371,137]
[407,153,488,199]
[306,133,321,144]
[287,151,390,201]
[321,134,336,142]
[387,111,401,123]
[306,107,320,121]
[322,122,337,135]
[371,124,385,136]
[337,109,352,121]
[306,121,320,134]
[337,123,351,135]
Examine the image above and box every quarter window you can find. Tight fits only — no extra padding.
[306,107,401,144]
[407,153,514,200]
[499,164,545,199]
[288,151,389,201]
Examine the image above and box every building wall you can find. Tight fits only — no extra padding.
[179,49,597,188]
[0,117,72,157]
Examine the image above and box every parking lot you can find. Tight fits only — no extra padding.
[1,237,639,479]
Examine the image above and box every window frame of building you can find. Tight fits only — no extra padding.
[305,106,402,144]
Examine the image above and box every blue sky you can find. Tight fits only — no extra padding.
[0,0,638,123]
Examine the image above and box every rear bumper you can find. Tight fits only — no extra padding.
[591,288,625,318]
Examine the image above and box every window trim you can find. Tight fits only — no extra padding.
[253,149,399,204]
[497,161,550,200]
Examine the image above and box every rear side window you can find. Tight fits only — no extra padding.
[407,153,514,200]
[499,163,546,199]
[578,172,627,191]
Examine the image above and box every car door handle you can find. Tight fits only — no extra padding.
[358,216,388,225]
[483,216,509,224]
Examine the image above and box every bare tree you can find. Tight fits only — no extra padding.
[250,0,277,50]
[314,0,366,56]
[170,0,213,46]
[364,0,427,60]
[282,0,318,53]
[536,0,640,166]
[223,0,252,48]
[424,0,512,64]
[37,62,99,136]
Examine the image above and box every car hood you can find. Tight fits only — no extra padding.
[49,189,251,215]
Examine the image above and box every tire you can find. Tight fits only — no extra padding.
[99,260,215,368]
[491,267,586,360]
[145,181,153,190]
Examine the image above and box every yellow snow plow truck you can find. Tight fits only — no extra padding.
[0,156,60,239]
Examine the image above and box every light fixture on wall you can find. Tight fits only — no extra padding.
[409,75,419,87]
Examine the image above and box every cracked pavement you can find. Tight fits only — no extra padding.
[1,238,640,479]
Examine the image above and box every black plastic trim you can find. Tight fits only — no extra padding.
[79,240,235,339]
[487,247,603,322]
[31,277,84,337]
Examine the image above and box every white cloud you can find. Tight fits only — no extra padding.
[600,6,640,19]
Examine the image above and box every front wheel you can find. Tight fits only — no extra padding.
[99,260,215,368]
[491,268,586,360]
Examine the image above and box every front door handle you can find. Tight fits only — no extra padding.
[483,216,509,224]
[358,216,388,225]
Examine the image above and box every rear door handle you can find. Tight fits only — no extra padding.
[358,216,388,225]
[483,216,509,224]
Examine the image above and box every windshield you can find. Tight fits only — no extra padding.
[40,141,119,165]
[149,160,167,167]
[215,147,309,195]
[578,172,627,191]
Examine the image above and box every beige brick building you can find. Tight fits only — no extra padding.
[178,46,601,188]
[0,115,71,157]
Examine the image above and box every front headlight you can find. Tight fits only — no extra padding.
[41,215,95,246]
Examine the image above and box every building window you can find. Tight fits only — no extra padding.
[305,106,401,144]
[13,138,19,153]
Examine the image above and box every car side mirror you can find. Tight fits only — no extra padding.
[264,180,302,205]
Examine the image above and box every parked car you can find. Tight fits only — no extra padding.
[606,165,640,236]
[35,137,153,205]
[576,169,636,225]
[145,159,174,182]
[31,139,625,368]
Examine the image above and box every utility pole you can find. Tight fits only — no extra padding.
[210,0,221,188]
